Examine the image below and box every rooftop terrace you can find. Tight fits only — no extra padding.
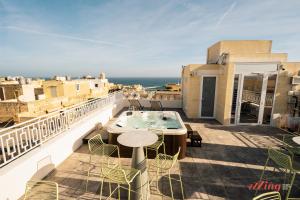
[41,110,300,200]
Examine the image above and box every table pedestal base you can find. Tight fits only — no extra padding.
[132,147,149,200]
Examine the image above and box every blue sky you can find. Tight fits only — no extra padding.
[0,0,300,77]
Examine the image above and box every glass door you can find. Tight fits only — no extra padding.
[239,74,263,123]
[233,73,277,125]
[262,74,277,124]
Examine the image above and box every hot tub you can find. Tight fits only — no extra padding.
[107,111,187,159]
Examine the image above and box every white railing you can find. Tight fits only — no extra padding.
[242,90,261,105]
[242,90,273,106]
[265,93,274,107]
[0,92,123,168]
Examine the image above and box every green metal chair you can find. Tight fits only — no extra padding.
[145,129,166,159]
[24,180,58,200]
[257,148,300,200]
[86,134,120,191]
[253,191,281,200]
[149,147,184,200]
[100,164,143,200]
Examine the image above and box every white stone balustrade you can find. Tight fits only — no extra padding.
[0,91,123,168]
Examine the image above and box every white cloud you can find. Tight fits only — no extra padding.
[215,2,237,28]
[0,26,129,48]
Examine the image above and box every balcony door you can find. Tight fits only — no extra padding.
[233,73,277,125]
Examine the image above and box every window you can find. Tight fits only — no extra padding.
[14,90,20,98]
[50,86,57,97]
[76,84,80,91]
[0,87,5,100]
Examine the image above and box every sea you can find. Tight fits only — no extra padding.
[108,77,181,90]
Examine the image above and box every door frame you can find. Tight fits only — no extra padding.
[199,75,218,119]
[234,72,277,125]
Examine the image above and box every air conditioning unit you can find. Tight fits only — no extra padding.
[291,76,300,85]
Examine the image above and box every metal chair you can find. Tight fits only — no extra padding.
[253,191,281,200]
[86,134,120,191]
[149,100,164,111]
[128,99,144,110]
[149,148,184,200]
[100,164,143,200]
[24,180,58,200]
[257,148,300,200]
[145,129,166,159]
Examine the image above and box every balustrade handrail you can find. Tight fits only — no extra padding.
[0,91,123,167]
[242,90,274,106]
[0,91,122,134]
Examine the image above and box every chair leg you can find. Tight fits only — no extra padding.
[118,184,121,200]
[99,178,104,200]
[106,156,110,166]
[160,169,164,200]
[285,172,296,200]
[140,172,143,200]
[86,154,92,192]
[283,168,288,186]
[147,177,150,200]
[255,157,269,195]
[162,143,166,155]
[128,185,131,200]
[145,148,148,159]
[117,148,121,165]
[177,165,185,200]
[109,182,112,197]
[156,168,160,191]
[168,170,174,200]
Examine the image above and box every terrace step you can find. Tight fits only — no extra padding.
[82,128,109,144]
[184,123,193,138]
[191,131,202,147]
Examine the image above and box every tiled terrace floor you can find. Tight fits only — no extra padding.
[43,110,300,200]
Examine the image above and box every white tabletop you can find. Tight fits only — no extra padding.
[117,131,158,148]
[292,136,300,145]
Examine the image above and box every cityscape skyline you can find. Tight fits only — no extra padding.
[0,0,300,77]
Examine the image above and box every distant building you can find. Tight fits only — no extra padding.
[0,73,110,124]
[164,83,181,92]
[182,40,300,127]
[153,91,181,101]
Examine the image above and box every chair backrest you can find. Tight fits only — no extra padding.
[150,100,163,111]
[149,128,164,141]
[101,165,126,183]
[24,180,58,200]
[128,99,142,110]
[88,134,105,153]
[268,148,293,171]
[101,165,138,185]
[252,191,281,200]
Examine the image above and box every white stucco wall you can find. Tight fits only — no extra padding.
[19,85,36,102]
[0,99,126,200]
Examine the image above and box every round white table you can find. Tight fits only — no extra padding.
[117,131,158,200]
[292,136,300,145]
